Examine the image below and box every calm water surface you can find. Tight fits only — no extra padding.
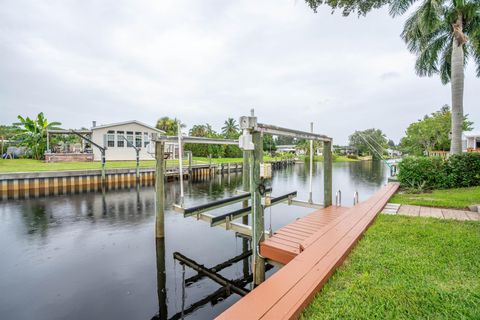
[0,161,387,320]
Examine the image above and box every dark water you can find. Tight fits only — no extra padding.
[0,161,387,320]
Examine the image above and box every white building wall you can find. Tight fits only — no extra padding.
[91,123,159,161]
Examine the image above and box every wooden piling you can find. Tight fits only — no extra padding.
[156,238,168,319]
[251,131,265,286]
[323,140,333,207]
[155,142,165,238]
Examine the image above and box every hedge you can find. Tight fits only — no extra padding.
[398,153,480,190]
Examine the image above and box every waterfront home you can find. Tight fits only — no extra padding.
[46,120,178,162]
[463,132,480,152]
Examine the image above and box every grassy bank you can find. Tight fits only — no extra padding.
[0,157,282,173]
[0,159,169,173]
[302,155,359,162]
[0,154,360,173]
[302,215,480,319]
[390,186,480,209]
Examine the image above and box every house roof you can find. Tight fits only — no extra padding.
[91,120,165,133]
[464,131,480,138]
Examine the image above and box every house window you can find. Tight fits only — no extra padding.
[144,132,150,148]
[135,132,142,148]
[126,131,134,147]
[107,131,115,147]
[117,131,125,147]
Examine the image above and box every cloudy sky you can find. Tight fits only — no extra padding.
[1,0,478,144]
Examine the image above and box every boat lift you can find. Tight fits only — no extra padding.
[153,110,333,286]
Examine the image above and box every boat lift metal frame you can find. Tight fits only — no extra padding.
[153,111,333,287]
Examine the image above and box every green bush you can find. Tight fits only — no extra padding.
[398,154,480,190]
[446,153,480,188]
[347,154,358,160]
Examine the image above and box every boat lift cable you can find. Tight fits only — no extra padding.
[357,133,392,169]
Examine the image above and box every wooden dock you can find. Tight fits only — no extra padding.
[260,206,350,265]
[216,182,399,320]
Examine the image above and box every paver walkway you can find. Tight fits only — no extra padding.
[396,204,479,221]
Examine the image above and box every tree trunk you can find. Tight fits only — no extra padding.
[450,14,465,155]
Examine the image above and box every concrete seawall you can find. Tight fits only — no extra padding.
[0,160,295,200]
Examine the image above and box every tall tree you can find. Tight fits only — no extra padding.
[14,112,61,160]
[400,105,473,155]
[349,128,388,159]
[306,0,480,154]
[185,123,226,157]
[221,118,240,139]
[155,117,184,136]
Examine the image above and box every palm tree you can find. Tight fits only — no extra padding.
[155,117,185,136]
[15,112,61,160]
[398,0,480,154]
[306,0,480,154]
[221,118,240,139]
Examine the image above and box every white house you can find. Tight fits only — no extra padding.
[90,120,177,161]
[45,120,179,162]
[463,132,480,152]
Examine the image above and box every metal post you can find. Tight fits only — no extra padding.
[177,124,184,206]
[101,151,106,184]
[335,190,342,207]
[136,149,140,181]
[187,151,193,176]
[251,131,265,286]
[155,142,165,238]
[242,151,250,225]
[323,140,333,207]
[308,122,313,203]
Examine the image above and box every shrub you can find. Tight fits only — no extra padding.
[398,154,480,190]
[347,154,358,160]
[445,153,480,188]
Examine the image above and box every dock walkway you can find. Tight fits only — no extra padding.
[216,182,399,320]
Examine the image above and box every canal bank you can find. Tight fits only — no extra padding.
[0,160,295,200]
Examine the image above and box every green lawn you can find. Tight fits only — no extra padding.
[305,155,359,162]
[302,215,480,320]
[390,186,480,209]
[0,157,272,173]
[0,159,174,173]
[0,154,362,173]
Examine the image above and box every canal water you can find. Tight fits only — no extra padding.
[0,161,388,320]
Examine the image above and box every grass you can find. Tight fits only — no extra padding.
[301,215,480,320]
[301,155,360,162]
[0,154,363,173]
[0,159,174,173]
[390,186,480,209]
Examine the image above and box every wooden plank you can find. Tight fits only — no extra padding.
[217,183,399,320]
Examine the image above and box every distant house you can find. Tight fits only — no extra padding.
[91,120,172,161]
[333,145,357,156]
[276,144,298,154]
[386,148,402,157]
[463,132,480,153]
[46,120,178,162]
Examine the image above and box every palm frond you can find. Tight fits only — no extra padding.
[415,33,451,76]
[389,0,419,17]
[439,38,453,84]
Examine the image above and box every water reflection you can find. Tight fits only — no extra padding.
[0,161,388,320]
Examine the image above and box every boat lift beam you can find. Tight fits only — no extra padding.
[153,135,238,145]
[210,191,298,227]
[256,123,332,142]
[174,187,272,217]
